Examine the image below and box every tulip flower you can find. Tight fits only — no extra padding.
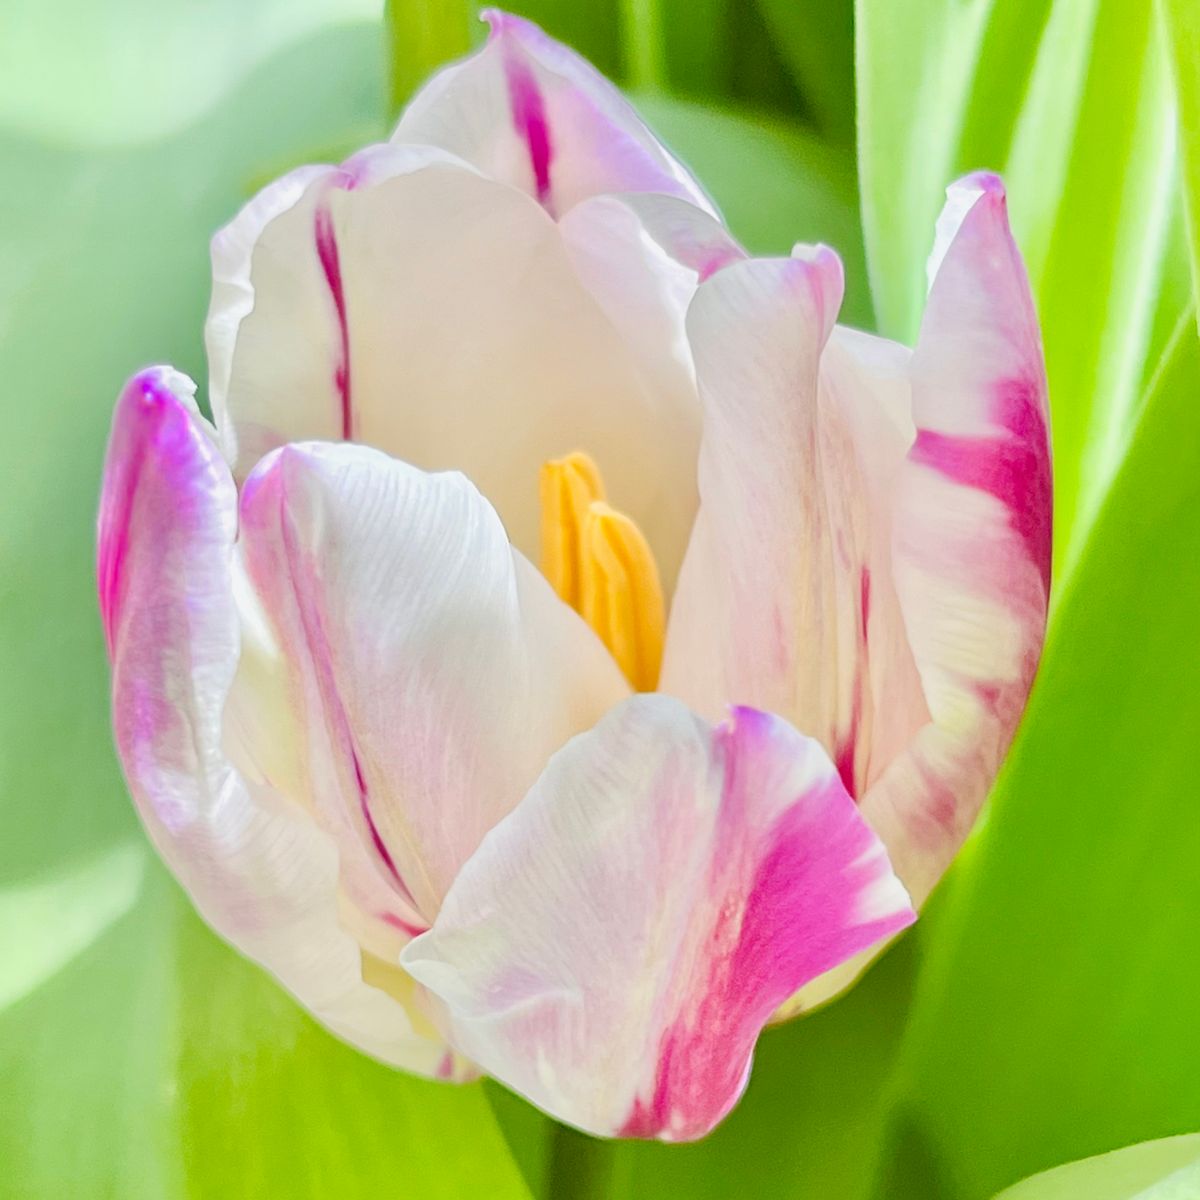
[97,10,1050,1140]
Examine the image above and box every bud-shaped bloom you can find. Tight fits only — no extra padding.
[98,10,1048,1140]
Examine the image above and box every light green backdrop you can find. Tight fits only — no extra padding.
[1,1,1197,1197]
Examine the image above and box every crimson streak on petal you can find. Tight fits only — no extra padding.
[620,707,913,1139]
[909,377,1052,593]
[314,202,353,441]
[490,12,554,208]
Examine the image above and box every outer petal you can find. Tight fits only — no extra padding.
[402,697,914,1140]
[860,173,1051,903]
[665,174,1050,919]
[237,441,629,925]
[393,10,716,218]
[209,145,702,587]
[98,368,448,1073]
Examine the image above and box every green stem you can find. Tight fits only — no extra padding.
[546,1122,618,1200]
[618,0,667,92]
[384,0,474,122]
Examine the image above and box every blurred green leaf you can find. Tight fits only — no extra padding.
[471,0,625,82]
[0,843,145,1012]
[656,0,733,99]
[616,0,667,92]
[755,0,855,145]
[991,1134,1200,1200]
[601,938,925,1199]
[385,0,473,118]
[855,3,1200,1191]
[0,15,531,1200]
[867,310,1200,1200]
[1162,0,1200,316]
[0,0,380,146]
[1,862,532,1200]
[856,0,1187,564]
[635,94,873,327]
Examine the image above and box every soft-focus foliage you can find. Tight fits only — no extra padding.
[1,0,1198,1196]
[992,1134,1200,1200]
[858,0,1188,566]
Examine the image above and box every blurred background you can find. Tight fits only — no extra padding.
[2,1,1198,1197]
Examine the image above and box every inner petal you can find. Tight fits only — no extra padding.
[216,158,702,590]
[540,451,665,691]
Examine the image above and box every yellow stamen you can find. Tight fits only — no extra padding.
[539,451,665,692]
[539,451,606,608]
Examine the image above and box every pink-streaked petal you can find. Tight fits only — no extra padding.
[238,441,629,925]
[393,10,716,218]
[98,368,451,1074]
[212,144,701,582]
[664,173,1049,924]
[204,144,469,476]
[662,246,888,766]
[674,318,931,1020]
[402,697,913,1141]
[861,172,1051,903]
[204,163,334,460]
[814,327,932,797]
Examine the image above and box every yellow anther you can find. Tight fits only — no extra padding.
[539,449,665,692]
[581,502,665,692]
[540,451,606,609]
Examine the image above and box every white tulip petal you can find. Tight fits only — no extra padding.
[98,368,451,1073]
[237,440,630,921]
[394,10,716,217]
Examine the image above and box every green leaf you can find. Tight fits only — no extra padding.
[755,0,855,145]
[0,14,530,1199]
[855,5,1200,1192]
[992,1134,1200,1200]
[496,1,625,84]
[1162,0,1200,315]
[603,940,925,1199]
[0,0,380,146]
[0,843,146,1012]
[656,0,733,99]
[868,310,1200,1200]
[2,862,532,1200]
[384,0,473,119]
[616,0,668,92]
[856,0,1187,564]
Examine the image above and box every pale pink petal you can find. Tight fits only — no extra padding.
[664,174,1049,918]
[662,246,898,773]
[662,304,931,1018]
[98,368,450,1073]
[212,145,701,583]
[861,173,1051,903]
[393,10,716,218]
[237,440,629,925]
[401,697,914,1140]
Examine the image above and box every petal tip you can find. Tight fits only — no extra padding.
[481,7,533,43]
[120,365,197,416]
[953,169,1006,202]
[927,171,1014,291]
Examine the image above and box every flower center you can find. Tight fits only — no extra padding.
[539,451,665,691]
